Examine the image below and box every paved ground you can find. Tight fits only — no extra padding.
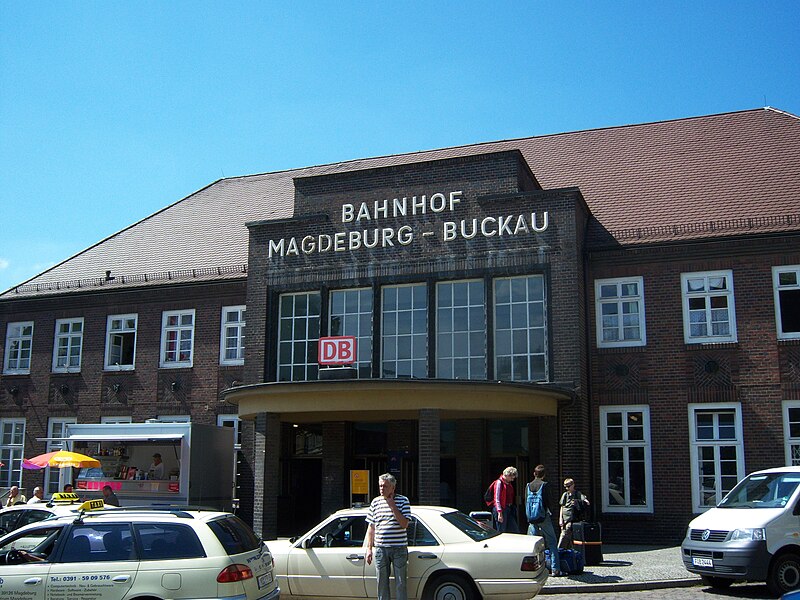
[541,544,701,594]
[551,584,774,599]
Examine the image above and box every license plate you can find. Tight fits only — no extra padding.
[257,572,274,589]
[693,557,713,568]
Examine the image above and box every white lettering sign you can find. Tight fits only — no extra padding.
[266,190,549,259]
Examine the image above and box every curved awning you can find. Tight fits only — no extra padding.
[223,379,573,422]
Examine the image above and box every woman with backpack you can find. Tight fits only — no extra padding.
[526,465,562,577]
[558,477,590,549]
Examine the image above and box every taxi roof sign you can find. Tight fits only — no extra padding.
[50,492,80,503]
[79,499,105,511]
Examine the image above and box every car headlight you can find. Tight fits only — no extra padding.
[730,528,765,541]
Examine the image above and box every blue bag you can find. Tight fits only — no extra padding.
[558,548,585,574]
[526,482,546,524]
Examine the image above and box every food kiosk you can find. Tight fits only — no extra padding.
[58,422,234,511]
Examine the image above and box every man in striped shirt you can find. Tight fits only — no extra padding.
[366,473,411,600]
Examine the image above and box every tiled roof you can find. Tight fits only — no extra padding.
[5,107,799,298]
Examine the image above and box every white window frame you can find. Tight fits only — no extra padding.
[681,270,737,344]
[783,401,800,466]
[52,317,84,373]
[46,417,77,495]
[774,265,800,340]
[599,405,653,513]
[435,279,487,380]
[493,275,548,382]
[0,418,25,487]
[100,416,133,424]
[159,309,196,368]
[277,292,321,382]
[380,283,428,379]
[104,314,138,371]
[220,306,246,366]
[595,277,646,348]
[3,321,34,375]
[155,415,191,423]
[688,402,745,513]
[329,288,373,378]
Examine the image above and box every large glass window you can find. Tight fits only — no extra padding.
[381,284,427,379]
[600,406,652,512]
[329,288,373,378]
[160,309,195,368]
[783,401,800,466]
[46,418,76,495]
[774,266,800,340]
[220,306,246,365]
[689,404,744,512]
[595,277,645,348]
[0,419,25,488]
[436,280,486,379]
[52,318,84,373]
[681,271,737,344]
[3,322,33,375]
[493,275,547,381]
[278,292,321,381]
[105,314,137,370]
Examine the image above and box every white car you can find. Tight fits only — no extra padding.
[0,504,280,600]
[271,505,547,600]
[0,493,106,535]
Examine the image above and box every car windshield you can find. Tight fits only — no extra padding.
[441,511,500,541]
[718,472,800,508]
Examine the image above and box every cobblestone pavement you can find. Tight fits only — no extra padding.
[542,544,699,594]
[557,582,774,599]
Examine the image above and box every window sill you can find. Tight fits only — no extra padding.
[778,338,800,346]
[104,366,136,372]
[596,346,647,354]
[158,364,193,370]
[685,341,739,351]
[220,360,245,367]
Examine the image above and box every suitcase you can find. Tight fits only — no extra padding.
[572,521,603,566]
[558,548,585,574]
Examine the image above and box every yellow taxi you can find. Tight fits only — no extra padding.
[0,502,279,600]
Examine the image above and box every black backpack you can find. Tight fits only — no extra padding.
[483,480,497,507]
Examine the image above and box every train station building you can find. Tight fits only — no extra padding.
[2,108,799,542]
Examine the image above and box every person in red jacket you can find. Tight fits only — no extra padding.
[491,466,518,533]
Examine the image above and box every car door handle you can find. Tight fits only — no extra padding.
[24,577,42,585]
[346,554,364,560]
[417,553,438,559]
[112,575,131,583]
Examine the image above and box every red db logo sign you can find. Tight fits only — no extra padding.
[319,336,357,365]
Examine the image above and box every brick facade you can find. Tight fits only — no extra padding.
[2,124,799,545]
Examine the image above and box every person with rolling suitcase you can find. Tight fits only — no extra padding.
[558,478,590,549]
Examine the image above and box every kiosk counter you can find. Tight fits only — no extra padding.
[59,422,234,511]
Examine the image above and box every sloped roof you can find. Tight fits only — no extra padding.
[5,107,799,299]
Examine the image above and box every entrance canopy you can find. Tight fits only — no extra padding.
[224,379,572,422]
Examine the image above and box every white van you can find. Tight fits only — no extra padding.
[681,466,800,597]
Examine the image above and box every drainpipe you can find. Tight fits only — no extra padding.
[582,216,596,521]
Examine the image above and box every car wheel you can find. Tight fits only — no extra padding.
[768,553,800,597]
[424,573,477,600]
[700,575,733,589]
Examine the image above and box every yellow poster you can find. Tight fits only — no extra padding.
[351,469,370,495]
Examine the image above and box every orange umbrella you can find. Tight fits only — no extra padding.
[25,450,100,469]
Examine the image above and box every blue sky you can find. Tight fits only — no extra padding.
[1,1,798,292]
